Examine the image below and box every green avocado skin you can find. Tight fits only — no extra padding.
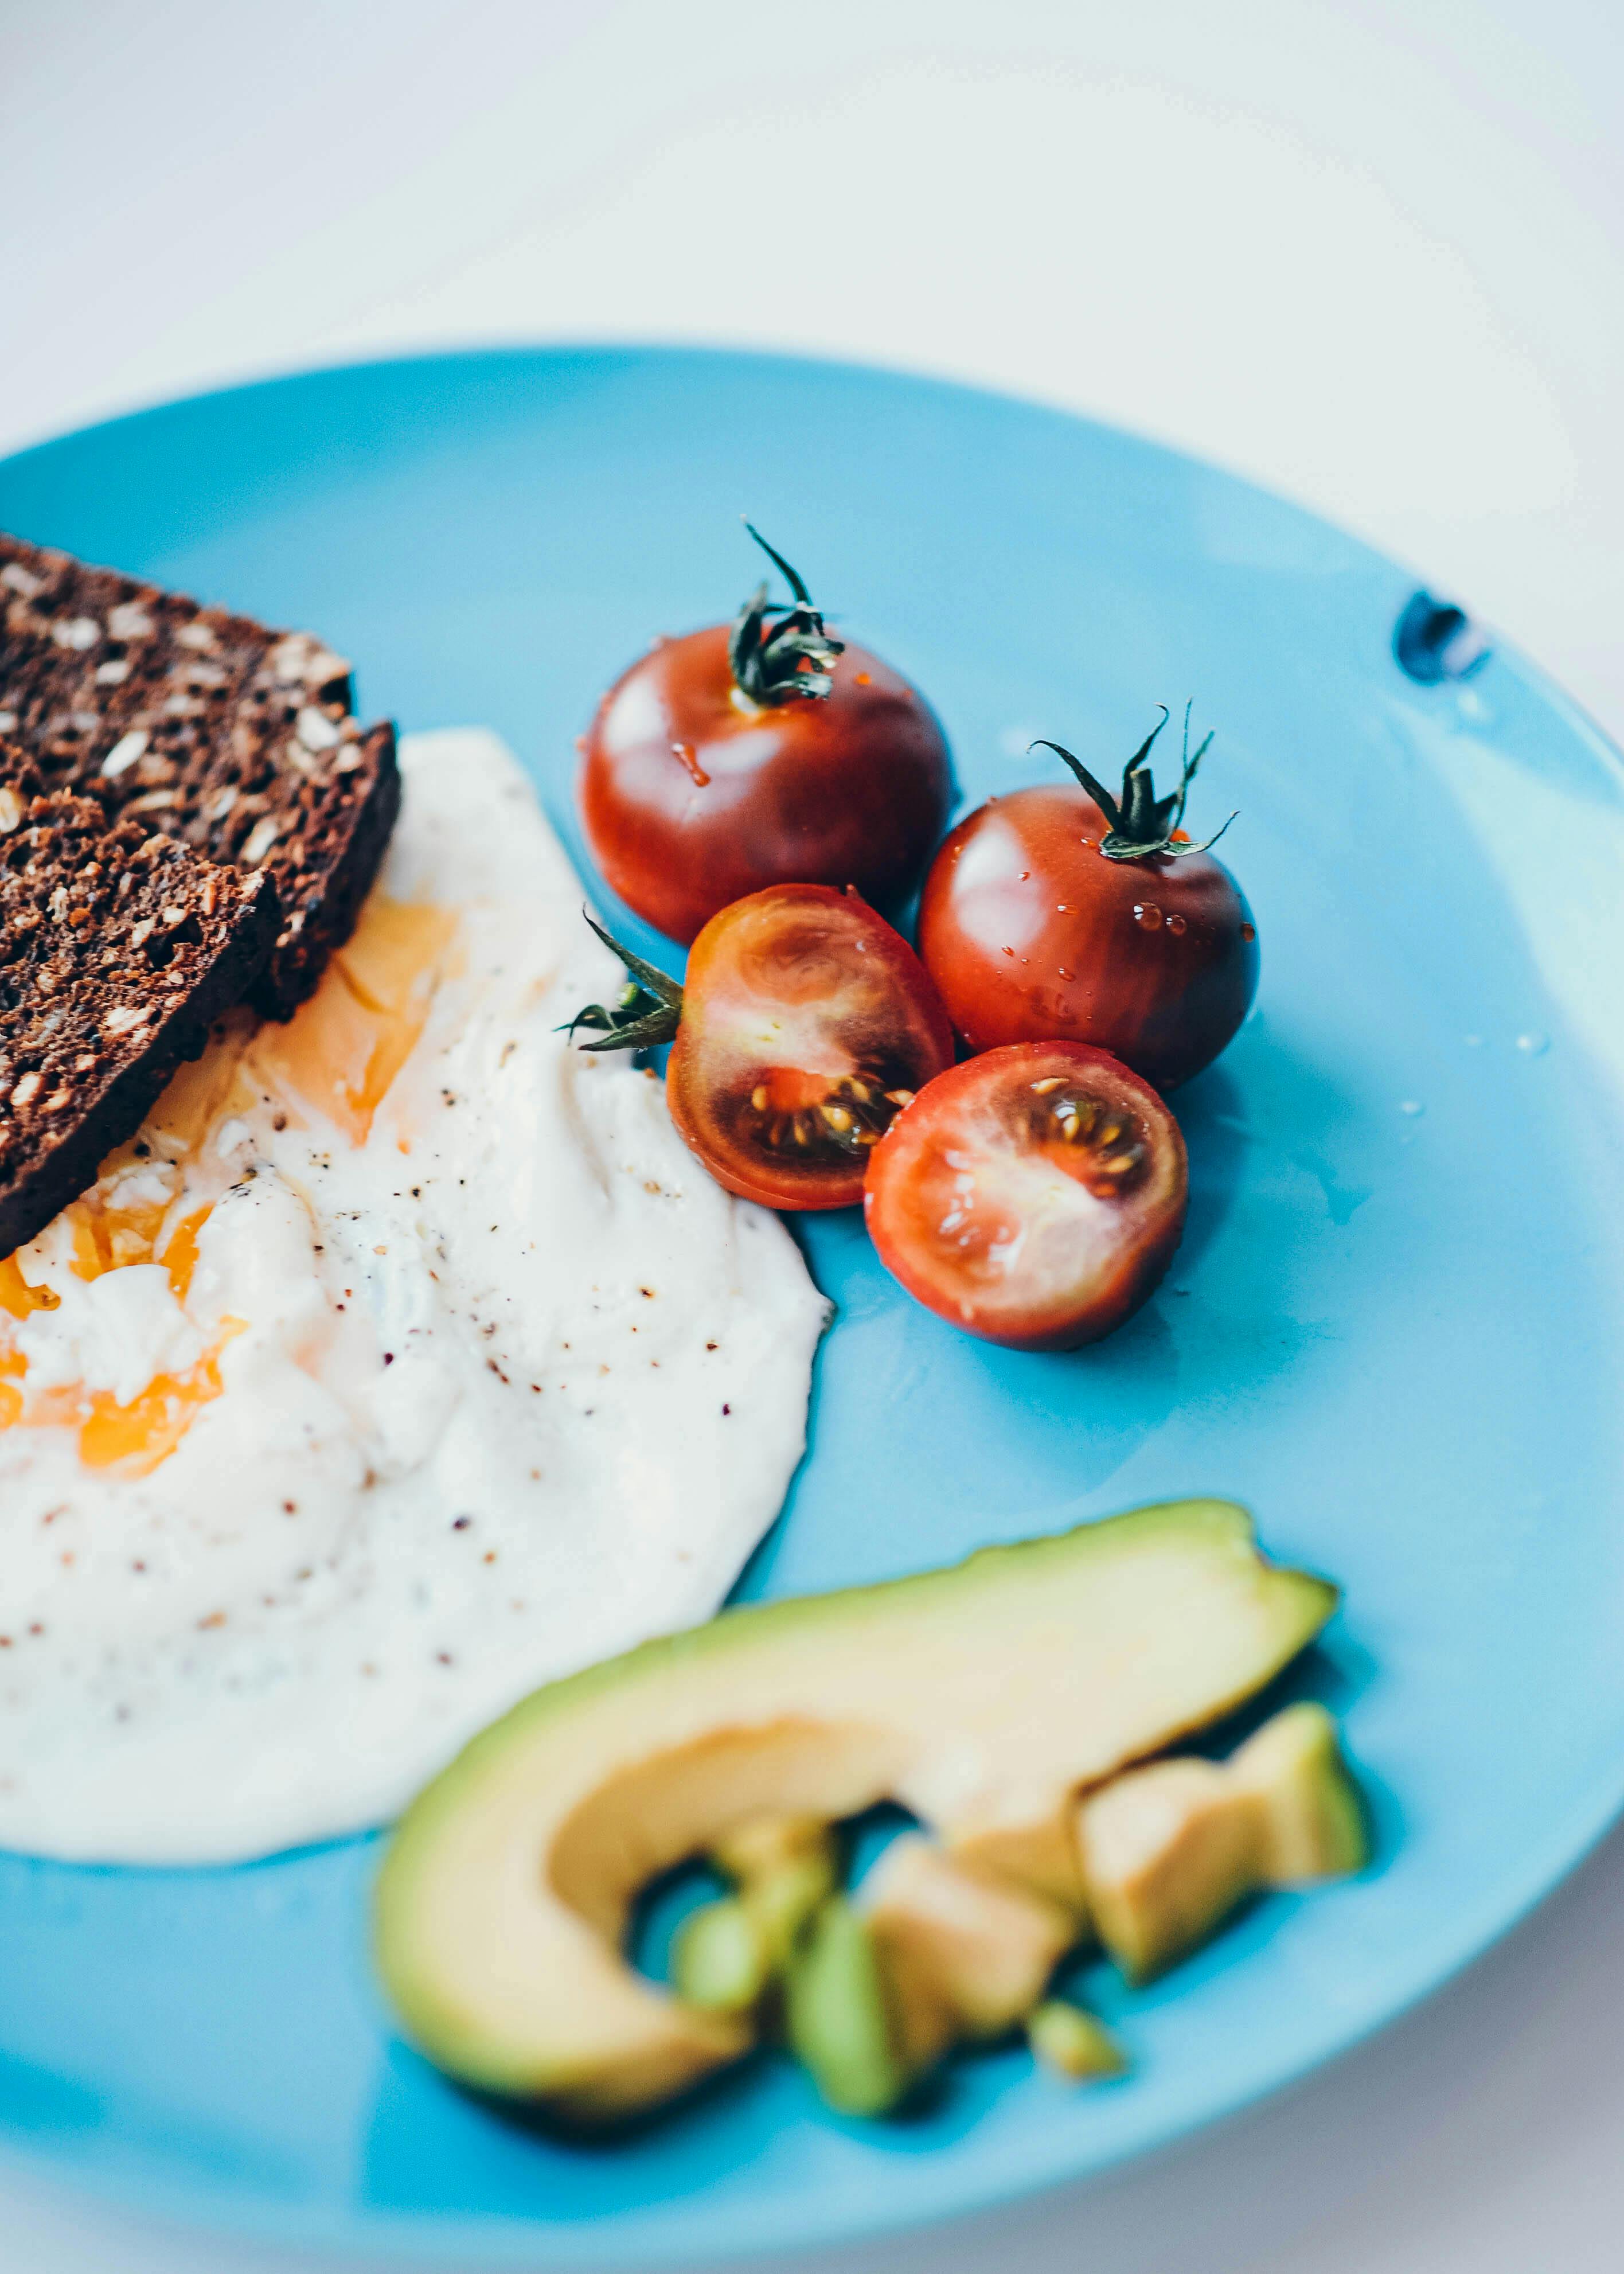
[373,1499,1339,2115]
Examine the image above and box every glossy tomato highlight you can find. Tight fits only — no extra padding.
[568,886,954,1211]
[580,527,952,943]
[918,711,1258,1090]
[863,1043,1187,1349]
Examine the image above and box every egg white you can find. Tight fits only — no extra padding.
[0,729,828,1863]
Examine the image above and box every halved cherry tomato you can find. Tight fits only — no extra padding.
[569,886,954,1211]
[862,1043,1186,1349]
[917,711,1258,1089]
[580,527,953,943]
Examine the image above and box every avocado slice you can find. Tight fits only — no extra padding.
[375,1500,1335,2124]
[1076,1702,1367,1982]
[859,1834,1078,2068]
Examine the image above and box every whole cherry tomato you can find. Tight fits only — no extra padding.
[863,1042,1187,1350]
[916,709,1258,1089]
[580,526,953,944]
[567,884,954,1211]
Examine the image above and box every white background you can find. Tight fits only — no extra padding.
[2,2,1622,2267]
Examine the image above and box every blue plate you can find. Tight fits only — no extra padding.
[2,347,1623,2264]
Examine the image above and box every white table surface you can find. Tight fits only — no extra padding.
[2,2,1622,2267]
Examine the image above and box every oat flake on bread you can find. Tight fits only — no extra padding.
[0,530,399,1020]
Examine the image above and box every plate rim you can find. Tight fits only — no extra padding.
[2,336,1623,2265]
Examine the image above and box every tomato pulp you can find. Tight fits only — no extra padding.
[568,885,954,1212]
[863,1042,1188,1349]
[665,885,954,1210]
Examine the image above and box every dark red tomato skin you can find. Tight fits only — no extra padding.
[864,1042,1187,1351]
[916,785,1259,1090]
[580,625,954,945]
[665,884,954,1212]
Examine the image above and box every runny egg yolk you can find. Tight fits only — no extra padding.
[0,894,457,1472]
[75,1323,246,1476]
[0,1312,241,1476]
[62,1191,210,1298]
[0,1255,54,1322]
[0,1167,240,1471]
[248,896,460,1148]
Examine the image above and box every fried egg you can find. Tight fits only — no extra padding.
[0,729,828,1863]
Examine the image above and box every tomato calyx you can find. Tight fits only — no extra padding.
[566,887,952,1212]
[1033,704,1237,863]
[563,915,685,1051]
[727,522,846,708]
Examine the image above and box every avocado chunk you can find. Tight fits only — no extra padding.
[859,1834,1077,2068]
[1027,1999,1128,2083]
[1076,1758,1256,1981]
[1235,1700,1368,1883]
[783,1897,913,2116]
[712,1811,836,1886]
[671,1815,838,2020]
[712,1812,839,1970]
[374,1500,1336,2124]
[1076,1702,1367,1982]
[670,1898,772,2016]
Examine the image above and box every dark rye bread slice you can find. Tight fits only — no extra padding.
[0,532,399,1020]
[0,748,279,1257]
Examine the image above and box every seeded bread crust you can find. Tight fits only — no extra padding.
[0,533,399,1020]
[0,748,280,1257]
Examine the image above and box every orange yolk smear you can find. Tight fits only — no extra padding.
[249,896,459,1148]
[0,894,456,1474]
[76,1320,246,1477]
[0,1254,55,1321]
